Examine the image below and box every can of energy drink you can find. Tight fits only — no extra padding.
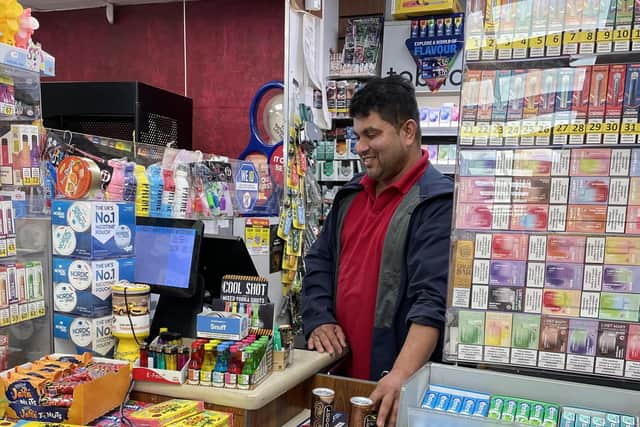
[311,388,335,427]
[349,396,376,427]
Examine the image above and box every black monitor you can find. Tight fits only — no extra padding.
[135,217,204,338]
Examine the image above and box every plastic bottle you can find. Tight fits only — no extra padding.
[187,342,202,385]
[199,343,215,387]
[147,164,164,218]
[173,165,190,219]
[135,164,150,217]
[212,344,229,388]
[237,349,254,390]
[161,168,175,218]
[123,162,137,202]
[106,159,126,201]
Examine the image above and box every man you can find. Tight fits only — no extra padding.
[301,76,453,427]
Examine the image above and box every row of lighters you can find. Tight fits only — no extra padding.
[421,385,637,426]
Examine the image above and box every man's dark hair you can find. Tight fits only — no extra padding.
[349,75,421,142]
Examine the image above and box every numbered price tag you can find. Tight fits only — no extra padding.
[553,123,572,135]
[546,33,562,47]
[0,104,14,117]
[483,36,497,50]
[569,122,586,135]
[578,31,596,43]
[504,122,521,138]
[614,28,631,41]
[490,123,504,138]
[633,28,640,49]
[563,31,580,45]
[466,35,482,51]
[529,35,546,49]
[460,123,475,138]
[586,122,604,134]
[536,123,552,137]
[601,122,620,134]
[521,122,537,137]
[597,29,613,41]
[620,122,640,135]
[497,34,513,49]
[512,35,528,49]
[476,122,491,138]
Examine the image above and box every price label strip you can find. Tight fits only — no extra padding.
[546,32,562,56]
[563,31,580,54]
[614,27,631,52]
[578,30,596,54]
[596,28,613,53]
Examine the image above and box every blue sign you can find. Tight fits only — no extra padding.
[234,161,260,214]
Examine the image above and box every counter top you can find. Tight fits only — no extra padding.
[133,350,337,410]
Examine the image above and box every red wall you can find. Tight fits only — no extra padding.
[34,0,285,157]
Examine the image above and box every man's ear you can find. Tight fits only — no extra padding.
[402,119,418,145]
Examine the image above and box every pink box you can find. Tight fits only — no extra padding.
[510,204,549,231]
[569,177,610,204]
[627,324,640,361]
[606,64,627,118]
[457,177,496,203]
[567,205,607,233]
[491,233,529,260]
[546,235,587,263]
[570,148,612,176]
[629,177,640,205]
[627,206,640,234]
[572,66,592,119]
[456,203,494,230]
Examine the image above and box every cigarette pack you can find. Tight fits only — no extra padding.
[457,177,496,203]
[459,150,497,176]
[462,70,482,121]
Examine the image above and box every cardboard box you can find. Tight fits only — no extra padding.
[573,66,592,119]
[493,70,512,123]
[606,64,627,118]
[462,70,482,121]
[132,358,189,386]
[477,71,496,122]
[392,0,461,17]
[196,311,248,341]
[167,410,232,427]
[129,400,205,427]
[51,200,135,259]
[53,313,115,357]
[53,257,135,317]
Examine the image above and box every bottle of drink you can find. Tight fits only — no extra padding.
[212,344,229,388]
[147,164,164,218]
[161,168,175,218]
[173,165,190,219]
[123,162,137,202]
[135,164,150,217]
[225,345,244,389]
[199,343,215,387]
[237,349,255,390]
[187,342,202,385]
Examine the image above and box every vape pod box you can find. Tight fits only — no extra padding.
[614,0,633,51]
[52,200,135,259]
[53,257,135,317]
[53,312,115,357]
[587,65,610,144]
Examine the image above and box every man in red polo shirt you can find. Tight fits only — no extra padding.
[302,76,454,427]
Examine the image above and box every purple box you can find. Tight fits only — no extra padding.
[544,263,585,290]
[489,260,527,287]
[568,319,598,356]
[603,265,640,293]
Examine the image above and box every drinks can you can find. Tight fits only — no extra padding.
[349,396,376,427]
[311,387,335,427]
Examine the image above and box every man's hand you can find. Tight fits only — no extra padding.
[369,369,411,427]
[307,324,347,356]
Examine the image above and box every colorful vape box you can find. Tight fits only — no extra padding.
[603,265,640,292]
[9,124,38,187]
[507,70,526,121]
[597,321,628,359]
[489,286,525,311]
[457,177,496,203]
[523,70,541,119]
[514,149,552,176]
[529,0,549,57]
[570,148,612,176]
[581,0,600,30]
[51,200,135,259]
[546,235,586,263]
[622,64,640,143]
[538,69,558,116]
[510,204,549,231]
[568,319,598,355]
[485,312,513,347]
[569,177,611,204]
[478,71,496,121]
[605,236,640,265]
[544,263,584,289]
[462,70,482,120]
[632,149,640,176]
[555,69,575,114]
[459,150,497,176]
[511,314,540,349]
[492,233,529,260]
[600,292,640,321]
[627,205,640,233]
[458,309,485,345]
[630,177,640,204]
[606,64,627,118]
[542,289,582,317]
[53,312,115,357]
[511,177,551,203]
[456,204,494,230]
[572,66,592,120]
[539,316,569,352]
[589,65,610,117]
[616,0,634,34]
[564,0,584,31]
[489,260,527,287]
[492,70,512,122]
[52,257,135,317]
[567,205,608,232]
[627,324,640,361]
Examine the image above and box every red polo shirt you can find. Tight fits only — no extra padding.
[336,151,429,379]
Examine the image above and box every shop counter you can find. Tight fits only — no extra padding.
[132,350,338,427]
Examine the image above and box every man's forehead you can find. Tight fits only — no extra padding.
[353,113,392,132]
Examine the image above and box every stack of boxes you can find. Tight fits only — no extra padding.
[51,200,135,357]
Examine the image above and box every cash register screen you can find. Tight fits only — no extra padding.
[135,225,197,289]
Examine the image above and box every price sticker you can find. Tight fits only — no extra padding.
[633,28,640,42]
[563,31,579,45]
[497,34,513,49]
[0,105,14,116]
[614,28,631,41]
[512,35,528,49]
[578,31,596,43]
[546,33,562,47]
[483,35,497,50]
[602,122,620,134]
[537,122,552,137]
[529,35,546,49]
[476,122,491,137]
[505,122,521,138]
[461,123,475,138]
[620,122,637,134]
[587,122,604,134]
[569,122,586,135]
[521,122,537,137]
[597,29,613,41]
[554,123,571,135]
[467,35,482,51]
[490,123,504,138]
